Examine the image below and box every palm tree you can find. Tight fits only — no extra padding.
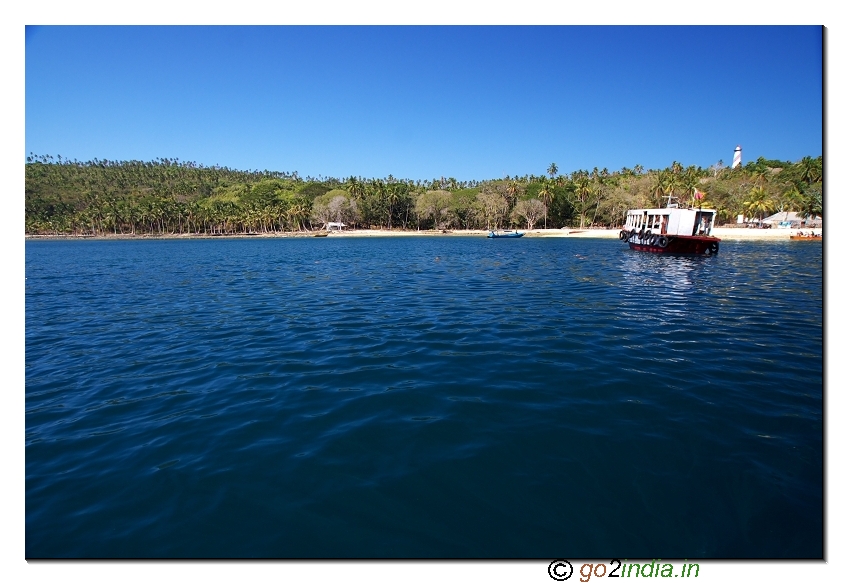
[505,180,520,207]
[386,184,401,230]
[663,171,680,204]
[121,200,138,235]
[751,166,769,189]
[573,176,593,228]
[287,201,309,231]
[185,201,200,234]
[371,179,389,228]
[347,176,365,200]
[798,156,822,184]
[743,185,775,224]
[537,178,553,229]
[103,201,121,235]
[799,187,823,220]
[547,163,558,180]
[682,166,700,206]
[780,186,803,217]
[651,170,667,207]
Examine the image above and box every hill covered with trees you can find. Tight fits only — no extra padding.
[25,154,822,236]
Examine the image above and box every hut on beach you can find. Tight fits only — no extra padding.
[761,212,821,229]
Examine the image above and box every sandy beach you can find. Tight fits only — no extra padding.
[26,226,822,241]
[321,227,822,241]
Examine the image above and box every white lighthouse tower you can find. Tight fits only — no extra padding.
[731,145,742,169]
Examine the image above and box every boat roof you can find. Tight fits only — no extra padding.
[627,207,716,214]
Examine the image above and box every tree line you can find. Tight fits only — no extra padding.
[25,153,822,236]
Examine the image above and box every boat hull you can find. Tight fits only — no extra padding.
[487,232,524,238]
[627,235,720,255]
[789,235,821,241]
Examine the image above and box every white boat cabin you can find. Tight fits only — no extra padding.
[625,206,717,237]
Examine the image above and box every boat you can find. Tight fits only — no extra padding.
[487,230,524,238]
[314,231,329,237]
[619,196,721,255]
[790,232,822,240]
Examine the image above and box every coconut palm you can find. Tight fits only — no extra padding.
[347,176,365,200]
[798,156,822,184]
[651,170,667,207]
[797,185,822,221]
[682,166,700,206]
[743,185,775,223]
[287,201,310,231]
[573,176,593,228]
[505,180,521,208]
[103,201,121,235]
[386,184,401,229]
[537,178,553,229]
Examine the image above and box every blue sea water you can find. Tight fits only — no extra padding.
[25,237,823,558]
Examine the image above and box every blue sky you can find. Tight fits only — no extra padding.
[25,25,822,182]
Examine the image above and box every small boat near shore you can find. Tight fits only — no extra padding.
[620,196,721,255]
[790,233,822,241]
[314,231,329,237]
[487,230,524,238]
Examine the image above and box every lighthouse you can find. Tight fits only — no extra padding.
[732,145,742,169]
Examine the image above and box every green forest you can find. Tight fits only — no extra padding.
[25,154,822,236]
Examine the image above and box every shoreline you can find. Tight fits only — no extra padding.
[25,227,822,242]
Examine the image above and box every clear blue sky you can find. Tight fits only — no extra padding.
[25,25,822,182]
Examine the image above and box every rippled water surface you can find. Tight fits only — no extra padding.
[25,237,823,558]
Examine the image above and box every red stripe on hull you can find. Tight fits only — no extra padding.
[628,236,720,255]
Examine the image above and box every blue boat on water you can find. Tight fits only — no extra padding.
[487,230,524,238]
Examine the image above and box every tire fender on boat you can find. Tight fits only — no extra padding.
[657,236,669,248]
[650,234,658,245]
[619,230,628,241]
[630,229,637,240]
